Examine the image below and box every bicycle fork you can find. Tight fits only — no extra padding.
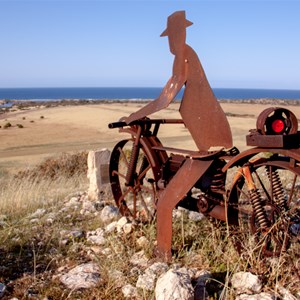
[125,126,142,186]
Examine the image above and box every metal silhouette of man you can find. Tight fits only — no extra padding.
[125,11,232,150]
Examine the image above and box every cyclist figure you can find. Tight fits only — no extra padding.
[125,11,232,150]
[124,11,232,260]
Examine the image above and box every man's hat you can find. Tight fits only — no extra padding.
[160,11,193,37]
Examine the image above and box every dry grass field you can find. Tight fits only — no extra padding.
[2,101,300,172]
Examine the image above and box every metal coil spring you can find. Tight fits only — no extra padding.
[266,167,286,209]
[210,166,226,193]
[249,189,269,229]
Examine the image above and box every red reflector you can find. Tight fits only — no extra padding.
[272,119,285,133]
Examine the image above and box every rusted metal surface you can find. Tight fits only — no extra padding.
[256,107,298,135]
[108,10,300,262]
[124,11,232,150]
[246,107,300,148]
[156,158,213,260]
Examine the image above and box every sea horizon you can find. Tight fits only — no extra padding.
[1,87,300,102]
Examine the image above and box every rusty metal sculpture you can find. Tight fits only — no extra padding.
[109,11,300,261]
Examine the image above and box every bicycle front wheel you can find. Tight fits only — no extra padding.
[109,138,159,222]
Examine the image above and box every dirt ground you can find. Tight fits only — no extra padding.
[1,102,300,172]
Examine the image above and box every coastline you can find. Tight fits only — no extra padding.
[1,97,300,115]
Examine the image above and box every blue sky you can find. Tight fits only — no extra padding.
[0,0,299,89]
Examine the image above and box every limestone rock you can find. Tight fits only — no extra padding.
[80,199,96,215]
[276,285,298,300]
[136,236,149,249]
[59,229,85,245]
[136,272,156,291]
[231,272,262,295]
[130,250,149,268]
[136,262,168,291]
[60,262,101,290]
[105,221,118,233]
[188,211,204,221]
[0,282,6,298]
[100,205,120,223]
[87,149,110,200]
[87,228,105,245]
[30,208,47,219]
[155,269,194,300]
[116,216,129,233]
[122,284,139,298]
[236,292,275,300]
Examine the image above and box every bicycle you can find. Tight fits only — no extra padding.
[108,107,300,260]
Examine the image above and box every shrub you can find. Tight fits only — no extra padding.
[16,124,24,128]
[16,151,88,180]
[3,122,12,129]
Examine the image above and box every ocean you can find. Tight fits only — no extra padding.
[1,87,300,102]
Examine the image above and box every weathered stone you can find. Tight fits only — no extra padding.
[87,149,110,201]
[130,250,149,268]
[105,221,118,233]
[276,285,298,300]
[155,269,194,300]
[236,292,275,300]
[30,208,47,218]
[136,262,168,292]
[123,223,134,234]
[87,228,105,245]
[116,216,129,233]
[122,284,139,298]
[80,199,96,215]
[231,272,262,295]
[147,262,168,276]
[65,196,80,208]
[188,211,204,222]
[59,229,85,245]
[0,282,6,298]
[108,270,126,287]
[0,215,8,228]
[60,262,101,290]
[136,272,156,291]
[136,236,149,249]
[100,205,120,223]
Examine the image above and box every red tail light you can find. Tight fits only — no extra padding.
[271,119,285,134]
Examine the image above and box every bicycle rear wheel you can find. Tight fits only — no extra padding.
[228,156,300,257]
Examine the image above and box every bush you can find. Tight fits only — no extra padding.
[3,122,12,129]
[16,124,24,128]
[16,151,88,180]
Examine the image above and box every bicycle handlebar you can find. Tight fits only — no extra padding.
[108,118,184,129]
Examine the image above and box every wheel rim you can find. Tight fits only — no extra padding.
[109,139,158,222]
[229,157,300,257]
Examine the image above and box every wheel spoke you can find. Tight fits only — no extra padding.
[112,170,126,180]
[118,147,130,167]
[288,174,298,206]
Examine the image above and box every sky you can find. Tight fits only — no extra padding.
[0,0,299,89]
